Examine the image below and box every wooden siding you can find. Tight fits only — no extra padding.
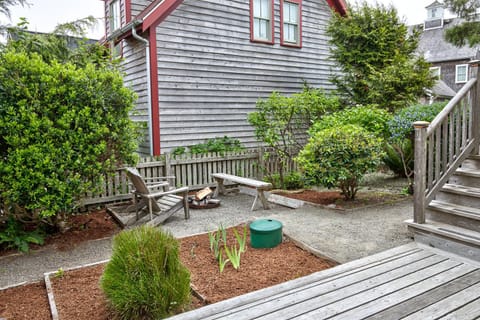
[122,36,151,155]
[432,59,471,93]
[154,0,338,153]
[131,0,154,17]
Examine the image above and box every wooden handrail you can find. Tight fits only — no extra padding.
[413,60,480,224]
[426,78,476,136]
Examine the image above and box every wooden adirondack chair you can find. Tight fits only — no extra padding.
[125,167,190,227]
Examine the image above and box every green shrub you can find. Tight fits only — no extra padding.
[297,125,384,200]
[384,102,445,180]
[284,171,305,190]
[101,226,190,319]
[248,84,340,187]
[387,102,446,141]
[310,105,392,138]
[0,49,139,227]
[189,136,243,154]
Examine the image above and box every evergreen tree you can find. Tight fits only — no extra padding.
[327,2,434,112]
[444,0,480,46]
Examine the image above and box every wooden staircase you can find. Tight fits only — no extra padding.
[406,61,480,261]
[406,154,480,261]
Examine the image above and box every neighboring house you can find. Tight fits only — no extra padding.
[102,0,347,155]
[414,1,480,98]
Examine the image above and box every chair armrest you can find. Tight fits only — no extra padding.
[144,186,189,199]
[146,182,170,190]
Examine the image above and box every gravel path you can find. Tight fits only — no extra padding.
[0,191,414,289]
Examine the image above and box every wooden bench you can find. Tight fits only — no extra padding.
[211,173,272,211]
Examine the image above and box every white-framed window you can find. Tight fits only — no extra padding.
[281,0,301,46]
[110,0,121,32]
[251,0,273,43]
[430,66,441,79]
[456,64,468,83]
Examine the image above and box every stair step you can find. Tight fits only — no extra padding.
[406,219,480,261]
[455,167,480,177]
[440,184,480,198]
[429,200,480,221]
[406,219,480,245]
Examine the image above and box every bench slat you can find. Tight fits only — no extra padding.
[212,173,272,189]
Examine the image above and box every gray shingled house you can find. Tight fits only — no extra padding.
[102,0,347,155]
[414,1,480,99]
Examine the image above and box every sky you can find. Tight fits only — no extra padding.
[1,0,455,40]
[2,0,105,39]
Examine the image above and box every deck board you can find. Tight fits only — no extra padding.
[366,269,480,320]
[167,243,480,320]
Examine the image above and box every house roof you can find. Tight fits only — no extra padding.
[425,1,443,9]
[416,18,480,63]
[432,79,456,97]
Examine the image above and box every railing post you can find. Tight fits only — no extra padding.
[413,121,430,224]
[164,152,174,186]
[469,60,480,154]
[258,147,264,180]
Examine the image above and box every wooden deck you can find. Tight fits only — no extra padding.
[168,243,480,320]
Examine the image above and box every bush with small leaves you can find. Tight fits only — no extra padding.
[310,105,392,139]
[101,226,190,319]
[297,125,384,200]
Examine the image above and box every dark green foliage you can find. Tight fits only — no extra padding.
[189,136,243,155]
[171,137,243,156]
[444,0,480,46]
[310,105,392,138]
[266,171,305,190]
[383,140,414,178]
[0,216,44,252]
[283,171,305,190]
[0,46,139,224]
[297,125,384,200]
[384,102,445,182]
[248,85,340,187]
[101,226,191,320]
[327,2,434,112]
[387,102,446,141]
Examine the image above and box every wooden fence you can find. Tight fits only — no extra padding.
[82,148,296,206]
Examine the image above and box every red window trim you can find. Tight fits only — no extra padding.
[249,0,275,45]
[280,0,302,48]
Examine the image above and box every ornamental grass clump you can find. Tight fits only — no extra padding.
[101,226,190,320]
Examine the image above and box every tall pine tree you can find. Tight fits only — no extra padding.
[327,2,434,112]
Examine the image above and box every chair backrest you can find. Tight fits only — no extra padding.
[125,167,151,195]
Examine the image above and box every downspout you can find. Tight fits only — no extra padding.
[131,25,154,156]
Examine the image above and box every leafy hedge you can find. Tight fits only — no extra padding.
[0,50,139,224]
[310,105,392,138]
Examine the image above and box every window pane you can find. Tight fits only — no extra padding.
[254,18,260,38]
[260,0,269,19]
[260,20,268,38]
[254,0,261,17]
[289,3,298,23]
[457,65,467,82]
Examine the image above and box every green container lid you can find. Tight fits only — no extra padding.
[250,219,283,233]
[250,219,283,248]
